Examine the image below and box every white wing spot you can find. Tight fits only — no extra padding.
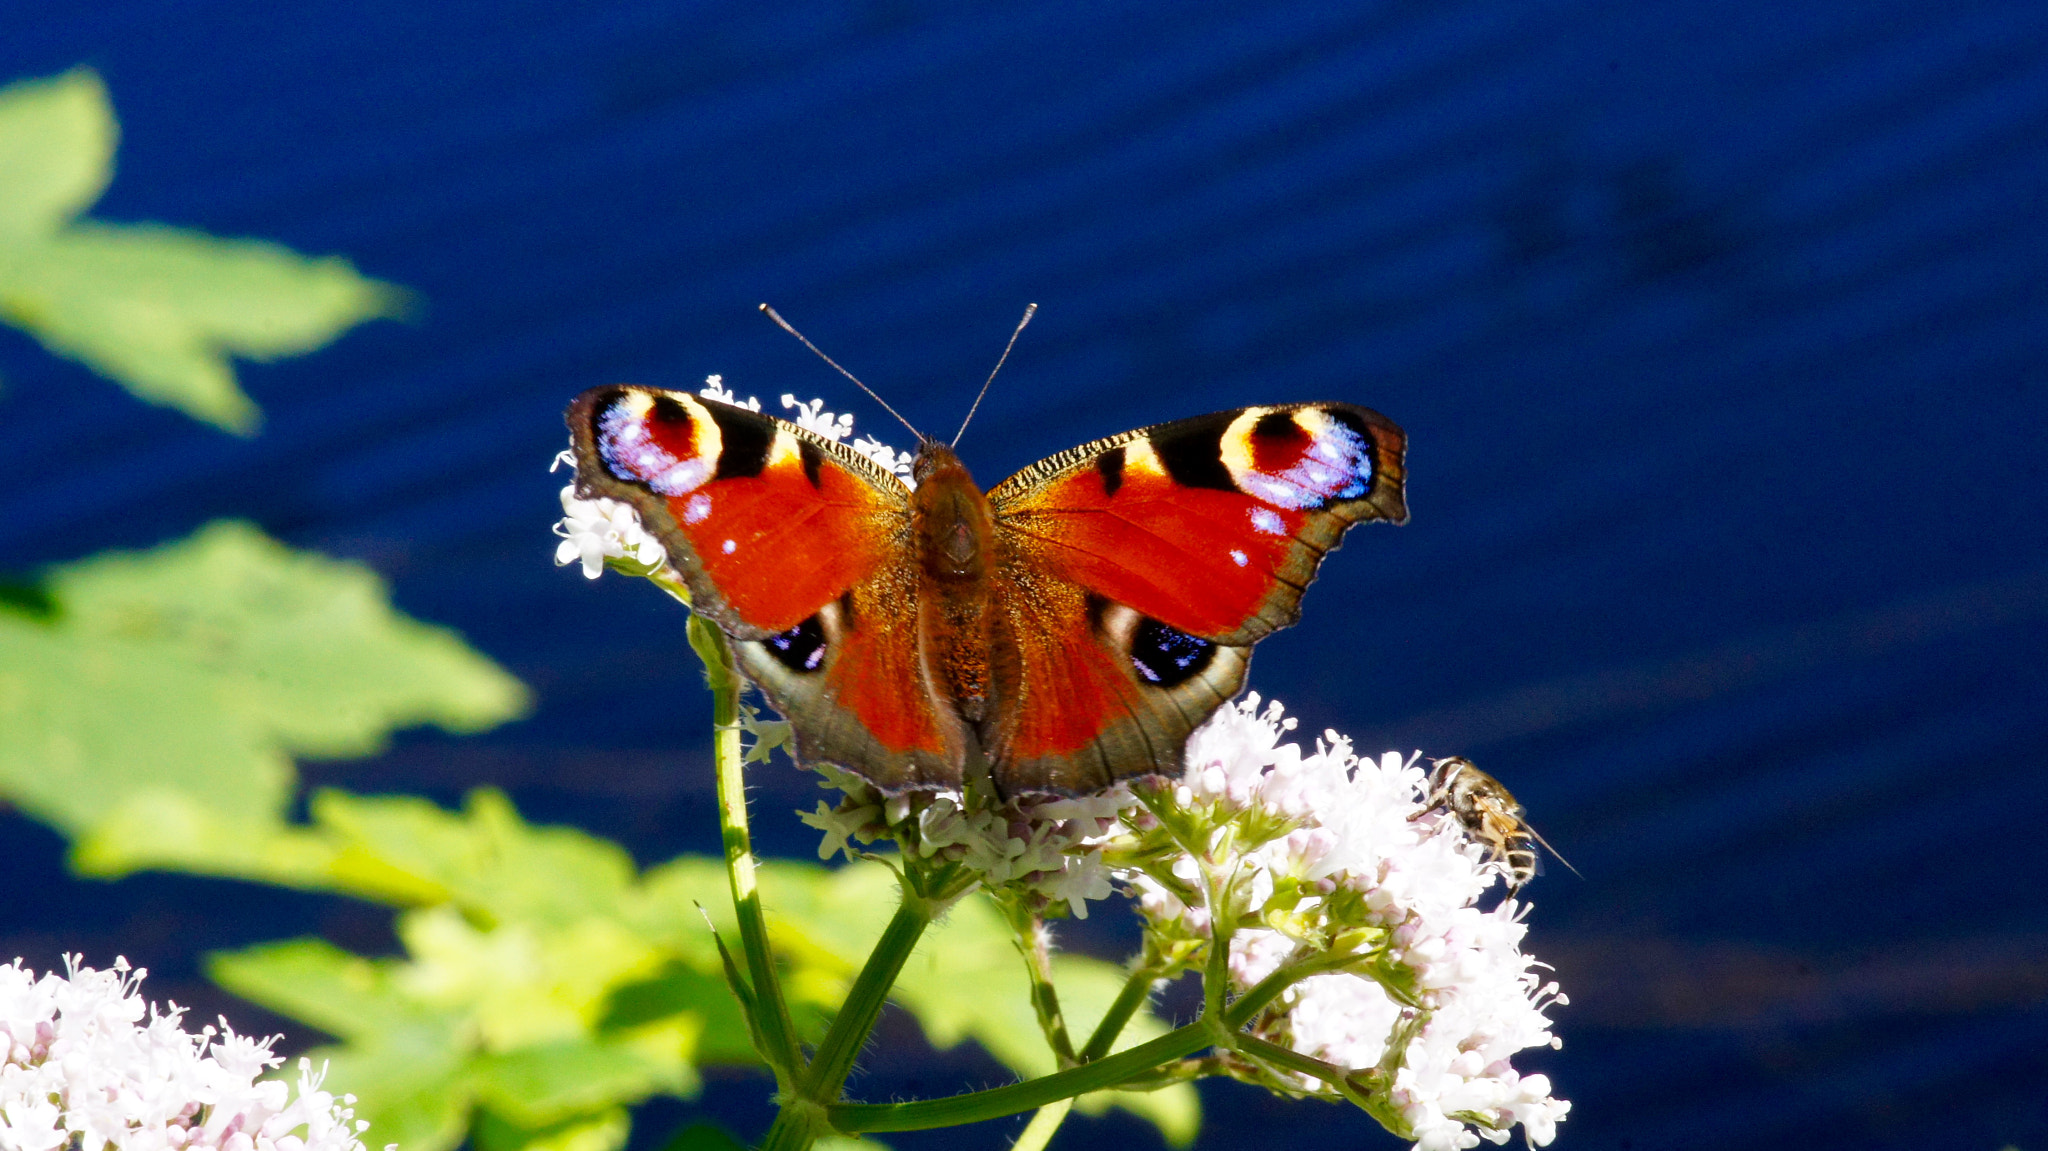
[1230,549,1249,567]
[684,493,713,523]
[1250,508,1286,536]
[722,539,737,554]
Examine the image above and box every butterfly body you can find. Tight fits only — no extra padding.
[909,445,998,724]
[567,385,1407,796]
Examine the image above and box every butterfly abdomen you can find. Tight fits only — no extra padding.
[911,444,997,723]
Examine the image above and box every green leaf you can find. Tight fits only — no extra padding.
[599,961,760,1065]
[0,521,529,853]
[652,1122,748,1151]
[210,940,477,1151]
[317,787,644,924]
[471,1041,678,1127]
[214,921,696,1151]
[0,575,57,619]
[0,70,112,236]
[199,796,1183,1147]
[0,68,405,433]
[197,798,757,1151]
[318,1041,478,1151]
[210,937,451,1043]
[475,1106,631,1151]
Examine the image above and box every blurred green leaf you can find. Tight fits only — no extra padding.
[600,961,759,1065]
[0,520,529,851]
[211,939,476,1151]
[652,1123,747,1151]
[0,576,57,619]
[0,68,111,235]
[200,796,738,1151]
[471,1041,678,1127]
[651,1122,892,1151]
[0,68,405,433]
[197,793,1188,1149]
[474,1105,631,1151]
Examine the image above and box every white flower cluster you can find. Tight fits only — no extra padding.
[784,695,1567,1149]
[695,374,760,412]
[0,957,382,1151]
[1126,697,1570,1151]
[770,393,917,485]
[792,753,1126,919]
[706,375,916,484]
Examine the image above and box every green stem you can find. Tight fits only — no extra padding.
[1011,1099,1073,1151]
[802,886,934,1101]
[1077,965,1161,1063]
[1232,1034,1382,1113]
[1232,1034,1349,1090]
[829,1021,1216,1133]
[1226,946,1374,1030]
[691,616,802,1086]
[1005,901,1078,1067]
[759,1100,832,1151]
[1200,862,1235,1026]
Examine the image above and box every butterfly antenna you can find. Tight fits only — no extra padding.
[759,303,924,442]
[952,302,1037,448]
[1525,825,1584,880]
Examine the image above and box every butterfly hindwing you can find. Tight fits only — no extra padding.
[983,402,1407,793]
[566,385,968,789]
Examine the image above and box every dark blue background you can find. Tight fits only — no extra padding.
[3,2,2044,1148]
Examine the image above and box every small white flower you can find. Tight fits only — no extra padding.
[851,434,917,484]
[799,800,881,861]
[1034,853,1113,919]
[698,374,761,410]
[736,705,793,765]
[0,958,385,1151]
[550,477,669,579]
[780,394,855,442]
[786,759,1133,917]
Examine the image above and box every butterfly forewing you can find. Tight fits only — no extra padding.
[567,386,909,634]
[982,402,1407,793]
[567,385,969,789]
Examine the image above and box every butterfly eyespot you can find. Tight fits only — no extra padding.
[1129,618,1215,687]
[595,392,719,495]
[765,615,828,673]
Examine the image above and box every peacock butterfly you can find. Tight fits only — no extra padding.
[564,385,1407,796]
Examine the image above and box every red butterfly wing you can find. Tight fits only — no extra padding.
[566,386,968,788]
[983,403,1407,792]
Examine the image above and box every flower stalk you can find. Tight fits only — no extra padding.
[800,892,935,1102]
[693,614,804,1091]
[1077,963,1162,1063]
[828,1021,1220,1133]
[999,896,1080,1067]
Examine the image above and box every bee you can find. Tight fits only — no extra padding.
[1414,757,1577,893]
